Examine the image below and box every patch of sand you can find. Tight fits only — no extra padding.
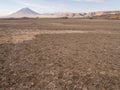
[0,30,119,44]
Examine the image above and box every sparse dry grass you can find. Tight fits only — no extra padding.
[0,19,120,90]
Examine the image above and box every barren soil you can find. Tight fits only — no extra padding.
[0,19,120,90]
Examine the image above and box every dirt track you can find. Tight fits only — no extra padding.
[0,19,120,90]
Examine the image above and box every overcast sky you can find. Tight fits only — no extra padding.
[0,0,120,16]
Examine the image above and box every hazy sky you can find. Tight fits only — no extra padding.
[0,0,120,16]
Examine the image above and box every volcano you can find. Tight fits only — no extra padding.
[8,8,40,18]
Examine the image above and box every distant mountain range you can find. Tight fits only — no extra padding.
[1,8,120,19]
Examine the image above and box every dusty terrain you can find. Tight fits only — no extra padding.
[95,14,120,20]
[0,18,120,90]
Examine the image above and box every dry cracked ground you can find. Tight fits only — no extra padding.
[0,18,120,90]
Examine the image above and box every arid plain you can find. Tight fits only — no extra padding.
[0,18,120,90]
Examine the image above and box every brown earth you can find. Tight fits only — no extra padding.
[95,14,120,20]
[0,18,120,90]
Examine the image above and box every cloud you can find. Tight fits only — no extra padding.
[74,0,104,2]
